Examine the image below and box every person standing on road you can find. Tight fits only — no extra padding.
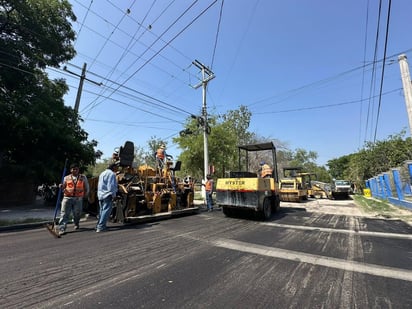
[58,163,89,236]
[96,162,119,232]
[204,174,214,212]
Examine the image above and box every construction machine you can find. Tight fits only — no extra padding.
[306,173,330,199]
[278,167,311,202]
[87,141,198,223]
[215,142,280,220]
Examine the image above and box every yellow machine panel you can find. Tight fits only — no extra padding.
[216,142,281,220]
[217,178,277,192]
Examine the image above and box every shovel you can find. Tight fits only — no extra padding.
[45,158,68,238]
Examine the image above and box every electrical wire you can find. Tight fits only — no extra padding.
[88,0,137,70]
[365,0,383,142]
[85,0,218,114]
[246,48,412,114]
[77,0,201,114]
[253,88,400,115]
[210,0,224,69]
[48,66,196,117]
[358,0,371,148]
[73,0,93,47]
[70,0,194,82]
[373,0,392,142]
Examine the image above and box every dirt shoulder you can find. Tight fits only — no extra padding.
[280,196,412,226]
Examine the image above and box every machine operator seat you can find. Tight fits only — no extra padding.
[118,141,134,167]
[169,161,181,174]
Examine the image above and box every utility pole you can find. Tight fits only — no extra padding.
[63,63,102,113]
[398,54,412,136]
[192,60,215,183]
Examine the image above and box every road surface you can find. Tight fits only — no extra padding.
[0,198,411,308]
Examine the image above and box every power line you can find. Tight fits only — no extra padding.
[373,0,392,142]
[71,0,196,84]
[210,0,224,69]
[73,0,94,47]
[247,48,412,113]
[48,65,196,121]
[364,0,383,143]
[253,88,400,115]
[84,0,218,114]
[88,0,137,70]
[50,64,197,116]
[358,0,371,148]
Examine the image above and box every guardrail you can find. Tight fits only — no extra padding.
[365,160,412,209]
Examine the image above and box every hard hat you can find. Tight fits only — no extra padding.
[160,144,165,149]
[260,161,265,165]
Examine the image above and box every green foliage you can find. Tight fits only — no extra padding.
[145,136,168,167]
[287,148,318,171]
[311,166,332,183]
[172,105,331,181]
[0,0,76,72]
[86,159,112,178]
[133,145,150,167]
[327,154,352,179]
[328,130,412,189]
[0,1,99,184]
[173,105,255,179]
[353,195,398,216]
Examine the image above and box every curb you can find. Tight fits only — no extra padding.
[0,215,93,233]
[0,221,50,232]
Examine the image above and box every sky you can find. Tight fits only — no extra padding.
[47,0,412,166]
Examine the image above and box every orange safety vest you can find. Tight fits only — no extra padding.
[156,148,165,160]
[261,164,273,178]
[205,179,213,192]
[64,175,86,197]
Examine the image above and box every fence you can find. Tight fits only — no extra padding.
[365,160,412,210]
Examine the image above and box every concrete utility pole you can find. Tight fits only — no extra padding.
[192,60,215,183]
[398,54,412,136]
[74,63,87,113]
[63,63,102,113]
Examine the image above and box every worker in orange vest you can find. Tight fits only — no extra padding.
[58,163,89,235]
[156,144,173,175]
[259,161,273,178]
[204,174,214,212]
[156,145,166,168]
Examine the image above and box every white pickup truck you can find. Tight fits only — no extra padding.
[331,179,352,199]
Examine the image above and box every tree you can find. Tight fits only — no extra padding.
[173,106,255,179]
[327,130,412,189]
[327,155,352,179]
[220,105,255,146]
[172,105,331,181]
[0,0,76,95]
[288,148,318,170]
[0,1,99,187]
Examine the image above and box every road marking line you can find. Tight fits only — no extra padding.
[261,222,412,240]
[213,238,412,282]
